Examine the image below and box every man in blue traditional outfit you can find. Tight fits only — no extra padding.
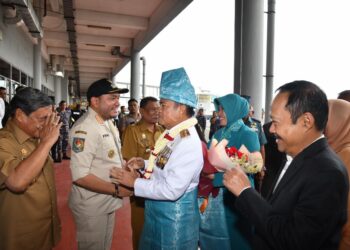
[111,67,203,250]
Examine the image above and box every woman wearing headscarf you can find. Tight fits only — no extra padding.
[325,99,350,250]
[198,94,260,250]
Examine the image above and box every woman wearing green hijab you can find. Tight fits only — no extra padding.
[199,93,260,250]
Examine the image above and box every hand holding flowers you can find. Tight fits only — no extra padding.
[208,139,263,174]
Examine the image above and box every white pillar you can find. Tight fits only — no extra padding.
[33,38,42,90]
[112,69,117,86]
[54,76,62,105]
[61,74,69,102]
[130,50,141,101]
[140,56,146,98]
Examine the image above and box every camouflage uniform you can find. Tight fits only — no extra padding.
[58,109,71,159]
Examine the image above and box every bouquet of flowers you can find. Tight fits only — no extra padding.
[208,139,263,174]
[225,145,263,174]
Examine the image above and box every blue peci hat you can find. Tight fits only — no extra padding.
[159,67,197,108]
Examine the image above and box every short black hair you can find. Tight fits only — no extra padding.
[140,96,158,109]
[276,80,328,131]
[337,90,350,102]
[128,98,138,106]
[185,105,195,117]
[59,100,66,106]
[9,87,53,117]
[15,86,25,93]
[0,87,6,91]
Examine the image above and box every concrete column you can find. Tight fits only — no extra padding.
[112,67,118,86]
[61,74,69,102]
[140,56,146,98]
[264,0,276,123]
[33,38,42,90]
[234,0,243,94]
[235,0,264,121]
[130,50,141,101]
[54,76,62,105]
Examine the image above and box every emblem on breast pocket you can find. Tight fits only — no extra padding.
[108,149,115,158]
[72,137,85,153]
[21,148,28,159]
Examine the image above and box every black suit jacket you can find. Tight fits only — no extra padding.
[236,138,349,250]
[261,122,287,198]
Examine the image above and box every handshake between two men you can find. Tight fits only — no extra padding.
[110,157,145,196]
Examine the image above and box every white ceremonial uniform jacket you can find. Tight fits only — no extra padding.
[0,98,4,129]
[68,108,123,215]
[134,121,204,201]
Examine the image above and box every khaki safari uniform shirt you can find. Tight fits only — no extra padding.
[0,119,61,250]
[68,108,123,216]
[121,120,164,161]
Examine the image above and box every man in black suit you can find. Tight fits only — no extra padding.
[222,81,349,250]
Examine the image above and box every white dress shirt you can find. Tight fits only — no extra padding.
[0,98,4,129]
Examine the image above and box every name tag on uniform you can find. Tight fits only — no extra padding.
[75,130,87,135]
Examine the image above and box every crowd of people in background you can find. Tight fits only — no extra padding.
[0,71,349,250]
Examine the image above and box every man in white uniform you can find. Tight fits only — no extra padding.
[69,78,133,250]
[111,67,204,249]
[0,96,4,129]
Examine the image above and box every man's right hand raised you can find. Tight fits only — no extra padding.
[40,112,62,146]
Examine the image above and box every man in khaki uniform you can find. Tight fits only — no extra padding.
[118,98,141,141]
[0,87,61,250]
[121,96,164,249]
[69,79,133,250]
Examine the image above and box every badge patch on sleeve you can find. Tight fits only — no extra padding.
[72,137,85,153]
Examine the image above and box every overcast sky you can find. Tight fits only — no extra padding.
[116,0,350,100]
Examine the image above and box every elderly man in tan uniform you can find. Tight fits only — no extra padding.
[69,79,133,250]
[121,96,164,249]
[0,87,61,250]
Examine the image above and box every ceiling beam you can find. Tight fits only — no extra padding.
[78,49,117,61]
[79,72,109,79]
[79,77,104,83]
[75,9,148,30]
[45,31,132,47]
[65,65,112,73]
[48,47,118,61]
[65,60,116,68]
[48,47,71,57]
[77,34,131,47]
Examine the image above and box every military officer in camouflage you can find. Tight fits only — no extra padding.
[57,100,71,160]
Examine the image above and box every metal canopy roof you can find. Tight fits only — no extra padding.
[40,0,192,96]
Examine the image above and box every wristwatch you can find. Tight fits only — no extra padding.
[112,183,119,198]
